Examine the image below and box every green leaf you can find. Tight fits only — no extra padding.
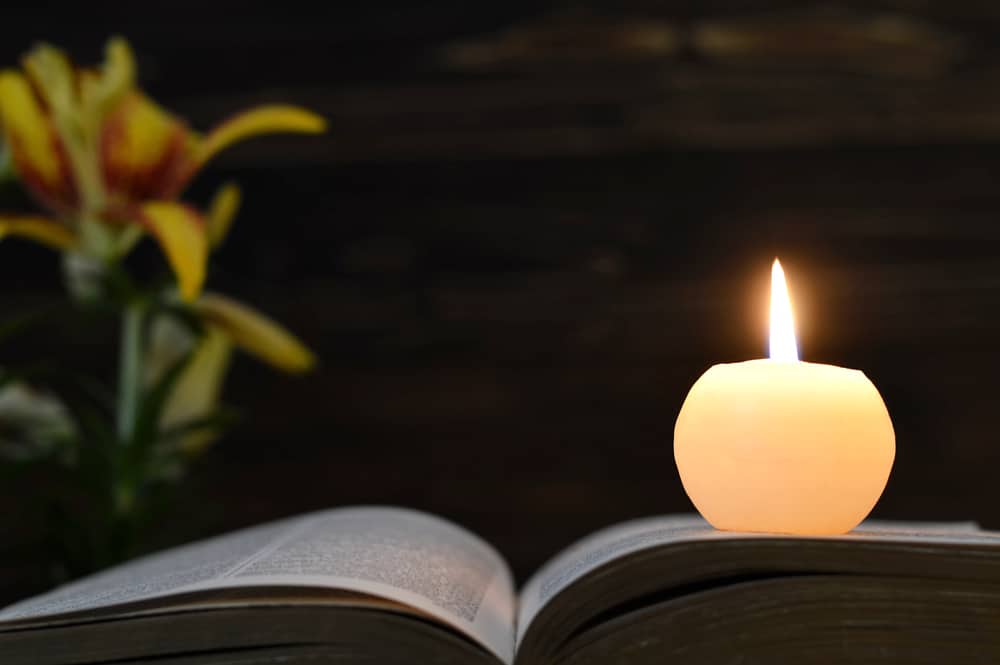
[33,371,117,479]
[0,455,47,481]
[0,300,70,345]
[152,302,204,337]
[156,407,240,451]
[129,351,192,453]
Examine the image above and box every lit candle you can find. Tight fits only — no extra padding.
[674,260,895,535]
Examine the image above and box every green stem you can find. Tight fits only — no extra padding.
[117,302,145,445]
[78,217,118,261]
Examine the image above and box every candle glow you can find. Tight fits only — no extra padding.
[673,259,895,535]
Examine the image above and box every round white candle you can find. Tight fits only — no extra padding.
[673,260,895,535]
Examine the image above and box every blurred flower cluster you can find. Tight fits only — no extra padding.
[0,37,324,577]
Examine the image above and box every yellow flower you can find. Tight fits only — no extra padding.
[145,292,316,454]
[194,293,316,373]
[0,37,325,301]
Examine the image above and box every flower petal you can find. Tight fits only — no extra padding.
[195,292,316,373]
[0,70,74,207]
[0,214,77,250]
[21,43,112,211]
[153,322,232,456]
[83,37,136,116]
[143,309,197,387]
[101,92,192,201]
[136,202,207,301]
[0,139,12,182]
[21,44,76,117]
[193,105,326,167]
[207,182,240,248]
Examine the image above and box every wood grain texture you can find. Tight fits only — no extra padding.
[1,2,1000,603]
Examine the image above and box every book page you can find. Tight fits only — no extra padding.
[0,507,516,664]
[516,513,996,645]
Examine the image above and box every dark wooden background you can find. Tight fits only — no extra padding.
[3,1,1000,602]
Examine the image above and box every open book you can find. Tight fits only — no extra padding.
[2,507,1000,664]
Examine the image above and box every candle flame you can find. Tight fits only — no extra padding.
[769,258,799,361]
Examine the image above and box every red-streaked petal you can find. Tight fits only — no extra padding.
[100,92,193,202]
[0,70,76,210]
